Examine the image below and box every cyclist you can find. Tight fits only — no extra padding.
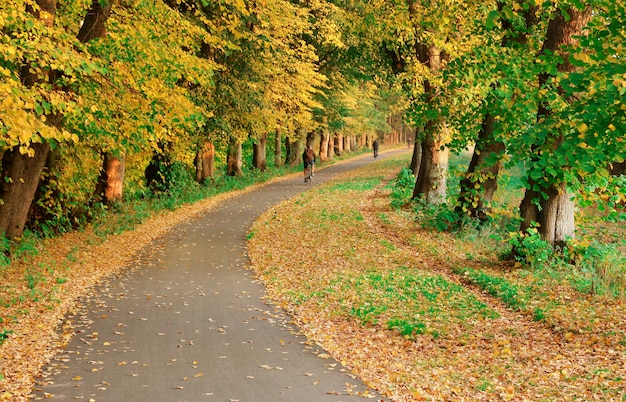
[302,145,316,181]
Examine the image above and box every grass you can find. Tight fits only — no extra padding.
[248,149,626,400]
[341,267,499,339]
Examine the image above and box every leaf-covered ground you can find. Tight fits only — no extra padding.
[1,153,624,401]
[0,183,273,401]
[247,156,626,401]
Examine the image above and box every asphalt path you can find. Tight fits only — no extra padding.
[33,150,405,401]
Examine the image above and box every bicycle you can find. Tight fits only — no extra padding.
[304,162,313,184]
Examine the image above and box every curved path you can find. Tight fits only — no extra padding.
[33,151,403,401]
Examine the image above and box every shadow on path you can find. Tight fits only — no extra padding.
[33,150,407,401]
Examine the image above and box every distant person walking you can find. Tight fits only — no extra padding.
[372,139,379,158]
[302,145,316,181]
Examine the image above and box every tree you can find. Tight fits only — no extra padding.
[194,139,215,183]
[405,0,451,204]
[227,139,243,176]
[0,0,63,238]
[517,4,593,247]
[454,0,539,219]
[77,0,123,204]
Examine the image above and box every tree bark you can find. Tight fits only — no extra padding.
[609,161,625,176]
[95,153,125,204]
[326,133,334,161]
[343,136,350,152]
[77,0,114,43]
[319,129,330,161]
[195,140,215,183]
[0,143,51,238]
[409,127,421,175]
[518,6,592,247]
[227,139,243,176]
[252,133,268,171]
[412,122,449,204]
[410,44,449,204]
[274,127,283,167]
[334,133,343,156]
[286,137,301,167]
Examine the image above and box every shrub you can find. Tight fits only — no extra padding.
[390,167,415,209]
[508,227,555,270]
[569,241,626,297]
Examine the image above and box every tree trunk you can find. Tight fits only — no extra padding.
[319,129,329,161]
[519,183,575,248]
[409,127,421,175]
[194,140,215,183]
[343,136,351,152]
[286,137,301,167]
[227,139,243,176]
[252,133,267,171]
[77,0,114,43]
[25,0,56,24]
[0,0,57,238]
[517,6,591,247]
[406,4,450,205]
[274,127,283,167]
[334,133,343,156]
[95,153,125,204]
[27,146,61,229]
[609,161,625,176]
[0,143,51,238]
[457,114,505,219]
[326,133,334,161]
[412,123,449,204]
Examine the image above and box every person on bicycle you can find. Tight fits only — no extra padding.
[372,139,379,158]
[302,145,316,180]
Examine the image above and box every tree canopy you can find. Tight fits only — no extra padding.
[0,0,624,247]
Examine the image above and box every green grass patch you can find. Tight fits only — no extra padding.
[339,267,499,339]
[324,176,382,192]
[460,267,527,310]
